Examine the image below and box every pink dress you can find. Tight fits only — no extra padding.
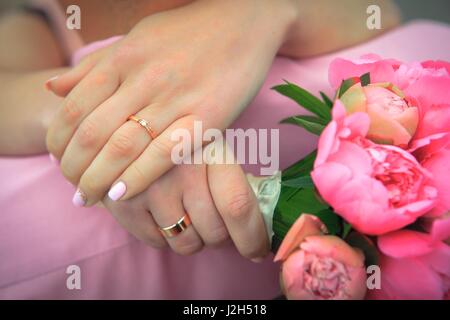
[1,20,449,299]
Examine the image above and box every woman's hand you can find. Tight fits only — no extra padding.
[101,160,269,260]
[45,0,299,206]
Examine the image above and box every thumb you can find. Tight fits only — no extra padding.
[207,141,269,260]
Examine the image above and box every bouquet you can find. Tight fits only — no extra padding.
[248,54,450,300]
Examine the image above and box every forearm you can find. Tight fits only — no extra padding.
[189,0,300,58]
[0,69,66,155]
[192,0,400,60]
[279,0,401,58]
[0,10,67,155]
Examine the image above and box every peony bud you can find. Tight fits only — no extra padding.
[340,83,419,147]
[274,214,367,300]
[281,235,367,300]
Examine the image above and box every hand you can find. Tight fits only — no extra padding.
[45,0,298,206]
[101,161,269,259]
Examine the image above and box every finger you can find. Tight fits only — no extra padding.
[207,143,269,260]
[67,102,179,205]
[45,45,113,97]
[181,164,229,247]
[58,86,148,186]
[46,63,120,159]
[102,196,167,249]
[72,120,149,207]
[108,114,202,201]
[55,67,180,186]
[147,183,203,256]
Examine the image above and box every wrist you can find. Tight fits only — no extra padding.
[261,0,301,47]
[193,0,300,49]
[244,0,301,45]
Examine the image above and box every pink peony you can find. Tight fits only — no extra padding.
[311,101,437,235]
[407,74,450,143]
[329,55,450,149]
[369,230,450,300]
[274,214,327,262]
[328,54,399,90]
[329,55,450,146]
[395,61,449,90]
[399,66,450,222]
[328,55,450,92]
[280,236,367,300]
[422,212,450,243]
[407,132,450,242]
[420,60,450,74]
[415,136,450,218]
[340,82,418,147]
[274,214,367,300]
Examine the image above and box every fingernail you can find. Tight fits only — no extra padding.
[108,181,126,201]
[72,189,86,207]
[49,153,59,164]
[251,257,264,263]
[44,76,58,91]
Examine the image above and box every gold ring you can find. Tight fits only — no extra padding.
[127,115,157,139]
[159,214,192,238]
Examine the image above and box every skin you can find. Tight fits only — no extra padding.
[0,11,66,154]
[46,0,400,205]
[0,0,400,257]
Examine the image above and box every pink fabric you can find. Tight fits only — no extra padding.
[1,20,450,299]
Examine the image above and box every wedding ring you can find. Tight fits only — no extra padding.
[158,214,192,238]
[127,115,157,139]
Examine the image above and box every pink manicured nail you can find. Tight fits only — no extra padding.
[44,76,58,91]
[108,181,127,201]
[72,189,86,207]
[49,153,58,164]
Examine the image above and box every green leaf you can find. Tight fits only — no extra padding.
[282,150,317,181]
[281,115,327,136]
[337,77,359,98]
[272,81,331,120]
[271,208,341,253]
[346,231,379,267]
[273,188,328,239]
[281,175,314,188]
[336,73,371,98]
[320,91,333,108]
[314,209,342,236]
[271,208,341,254]
[360,72,371,86]
[342,222,352,238]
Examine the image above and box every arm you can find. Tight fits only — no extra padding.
[45,0,302,206]
[0,10,67,155]
[279,0,401,58]
[45,0,401,206]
